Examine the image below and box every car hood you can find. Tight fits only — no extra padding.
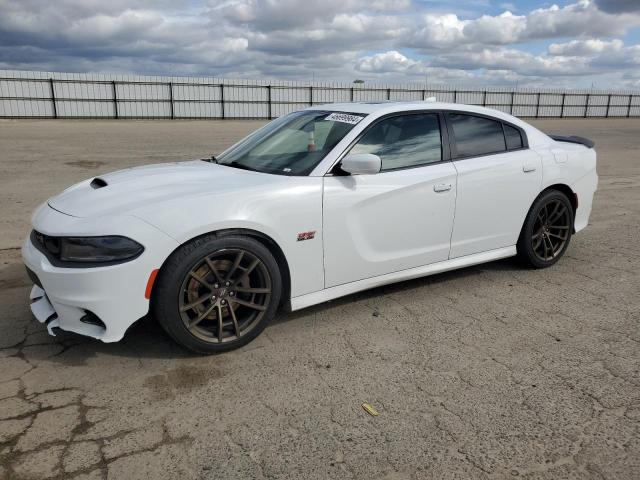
[48,160,281,218]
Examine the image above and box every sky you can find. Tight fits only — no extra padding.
[1,0,640,89]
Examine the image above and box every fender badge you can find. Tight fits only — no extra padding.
[297,231,316,241]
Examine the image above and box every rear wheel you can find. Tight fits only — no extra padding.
[153,235,281,354]
[517,190,574,268]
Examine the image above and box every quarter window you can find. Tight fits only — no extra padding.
[349,113,442,171]
[448,113,506,158]
[504,123,524,150]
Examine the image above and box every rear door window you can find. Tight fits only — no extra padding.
[448,113,506,158]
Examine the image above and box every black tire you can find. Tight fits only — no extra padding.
[517,189,574,269]
[152,234,282,354]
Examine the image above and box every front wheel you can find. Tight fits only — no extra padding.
[152,235,282,354]
[517,190,574,268]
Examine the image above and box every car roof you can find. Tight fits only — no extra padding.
[308,100,504,118]
[307,100,442,115]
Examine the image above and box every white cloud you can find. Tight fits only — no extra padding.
[522,0,634,39]
[462,11,526,45]
[430,47,592,77]
[355,51,419,73]
[0,0,639,88]
[548,38,624,56]
[409,0,640,50]
[409,14,466,50]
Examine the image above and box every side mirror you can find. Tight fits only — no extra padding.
[340,153,381,175]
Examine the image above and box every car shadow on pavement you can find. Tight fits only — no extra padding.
[17,257,522,363]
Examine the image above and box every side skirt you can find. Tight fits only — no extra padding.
[288,246,516,311]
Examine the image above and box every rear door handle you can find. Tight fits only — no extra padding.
[433,183,452,192]
[523,164,537,173]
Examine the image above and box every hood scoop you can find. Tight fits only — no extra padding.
[90,177,108,189]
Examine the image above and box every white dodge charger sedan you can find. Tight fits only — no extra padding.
[23,101,598,353]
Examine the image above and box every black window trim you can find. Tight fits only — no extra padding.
[327,109,451,175]
[443,110,529,162]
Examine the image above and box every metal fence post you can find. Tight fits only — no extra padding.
[350,87,354,102]
[112,81,118,119]
[627,94,633,118]
[309,86,313,106]
[387,88,391,100]
[168,82,174,119]
[49,78,57,119]
[584,93,589,118]
[267,85,272,119]
[535,93,540,118]
[220,83,225,119]
[605,94,611,118]
[510,91,515,114]
[560,93,566,118]
[422,89,426,101]
[482,90,487,107]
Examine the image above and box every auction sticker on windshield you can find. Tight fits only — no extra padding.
[325,112,364,125]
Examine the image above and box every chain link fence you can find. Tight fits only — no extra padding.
[1,69,639,119]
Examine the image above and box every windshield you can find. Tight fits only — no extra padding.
[216,110,366,175]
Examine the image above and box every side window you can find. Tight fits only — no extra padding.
[350,113,442,171]
[448,113,506,158]
[504,123,523,150]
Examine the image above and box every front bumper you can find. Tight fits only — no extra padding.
[28,283,109,339]
[22,205,179,342]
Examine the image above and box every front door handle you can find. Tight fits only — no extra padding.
[433,183,452,193]
[523,164,537,173]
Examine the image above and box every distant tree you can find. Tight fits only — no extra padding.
[353,79,365,84]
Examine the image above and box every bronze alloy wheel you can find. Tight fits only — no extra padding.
[153,234,282,354]
[178,248,272,344]
[531,198,571,262]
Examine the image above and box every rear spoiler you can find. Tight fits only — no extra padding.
[549,134,594,149]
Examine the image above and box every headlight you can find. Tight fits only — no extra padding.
[60,236,144,262]
[31,231,144,266]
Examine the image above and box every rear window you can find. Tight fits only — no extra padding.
[448,113,506,158]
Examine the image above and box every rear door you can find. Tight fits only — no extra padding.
[446,112,542,258]
[322,112,458,287]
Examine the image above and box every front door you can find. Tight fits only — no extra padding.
[322,112,458,288]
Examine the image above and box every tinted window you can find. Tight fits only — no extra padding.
[350,114,441,171]
[449,114,506,158]
[504,124,523,150]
